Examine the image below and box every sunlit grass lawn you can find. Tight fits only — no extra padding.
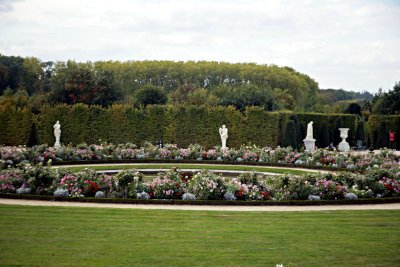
[60,163,310,175]
[0,205,399,266]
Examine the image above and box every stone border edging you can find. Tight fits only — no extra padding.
[1,193,399,206]
[50,159,351,172]
[1,198,400,211]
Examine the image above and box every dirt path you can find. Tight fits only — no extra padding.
[1,198,399,212]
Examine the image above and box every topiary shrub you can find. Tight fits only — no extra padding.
[282,120,298,149]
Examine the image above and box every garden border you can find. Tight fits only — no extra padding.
[51,159,351,172]
[1,193,399,206]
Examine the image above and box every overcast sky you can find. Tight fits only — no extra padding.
[0,0,399,93]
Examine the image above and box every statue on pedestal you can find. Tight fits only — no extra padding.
[306,121,314,140]
[303,121,316,152]
[54,121,61,149]
[219,125,228,149]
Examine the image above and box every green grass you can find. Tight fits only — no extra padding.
[0,205,399,266]
[58,163,310,175]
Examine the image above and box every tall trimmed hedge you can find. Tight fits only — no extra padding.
[367,115,400,149]
[1,104,367,148]
[279,112,358,148]
[0,105,32,146]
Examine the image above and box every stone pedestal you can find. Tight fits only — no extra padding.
[303,138,316,153]
[338,128,350,152]
[54,142,61,149]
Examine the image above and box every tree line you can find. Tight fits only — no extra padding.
[0,54,398,115]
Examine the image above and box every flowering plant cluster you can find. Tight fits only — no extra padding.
[0,169,25,193]
[1,144,400,172]
[188,170,226,200]
[148,170,186,199]
[315,179,347,200]
[227,172,270,200]
[379,177,400,197]
[1,162,400,201]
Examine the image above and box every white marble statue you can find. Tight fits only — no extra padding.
[306,121,314,140]
[54,121,61,149]
[303,121,316,152]
[219,125,228,149]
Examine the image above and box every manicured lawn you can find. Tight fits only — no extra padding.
[60,163,310,175]
[0,205,399,266]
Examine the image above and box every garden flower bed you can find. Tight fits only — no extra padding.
[1,162,399,204]
[1,142,399,171]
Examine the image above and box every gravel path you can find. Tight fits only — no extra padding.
[1,198,399,212]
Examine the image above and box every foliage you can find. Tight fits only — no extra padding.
[148,169,186,199]
[135,84,167,106]
[367,115,400,149]
[188,170,226,200]
[1,55,324,111]
[282,120,298,149]
[371,82,400,115]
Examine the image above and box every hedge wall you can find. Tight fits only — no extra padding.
[0,105,32,146]
[1,104,365,148]
[367,115,400,149]
[279,112,359,148]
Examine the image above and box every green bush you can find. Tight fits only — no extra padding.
[0,105,33,145]
[282,120,298,149]
[0,103,362,148]
[367,115,400,149]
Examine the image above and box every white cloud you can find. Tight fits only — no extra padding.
[0,0,399,92]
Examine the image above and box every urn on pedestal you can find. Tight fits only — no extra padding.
[338,128,350,152]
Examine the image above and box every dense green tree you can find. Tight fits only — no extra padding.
[346,103,362,115]
[0,54,24,93]
[0,63,9,91]
[22,57,44,95]
[92,69,121,106]
[273,88,295,110]
[169,84,200,104]
[135,85,167,106]
[372,82,400,115]
[213,84,276,111]
[64,63,96,104]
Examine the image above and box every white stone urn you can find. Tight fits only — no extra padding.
[338,128,350,152]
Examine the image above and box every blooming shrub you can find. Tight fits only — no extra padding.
[315,179,348,200]
[0,169,26,193]
[0,146,26,164]
[227,172,270,201]
[379,177,400,197]
[148,170,185,199]
[59,175,83,197]
[1,143,400,173]
[188,170,226,200]
[1,157,400,202]
[115,169,143,190]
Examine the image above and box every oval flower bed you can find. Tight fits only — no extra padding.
[1,142,399,172]
[1,163,399,204]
